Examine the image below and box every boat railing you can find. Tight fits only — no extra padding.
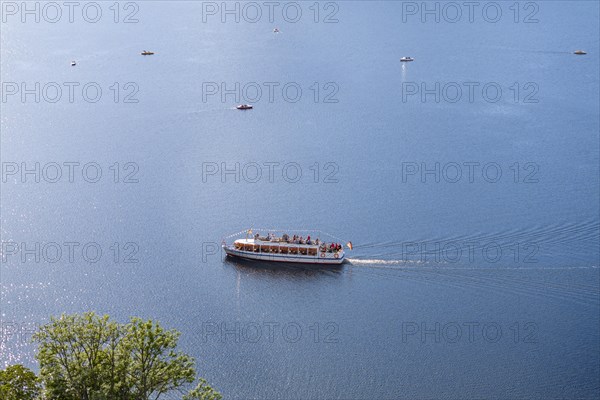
[232,239,343,257]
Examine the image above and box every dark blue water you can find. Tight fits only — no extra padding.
[1,1,599,398]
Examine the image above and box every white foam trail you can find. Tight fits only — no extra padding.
[346,259,599,270]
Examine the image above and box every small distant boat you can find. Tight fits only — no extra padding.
[141,50,155,55]
[236,104,253,110]
[574,50,587,55]
[400,56,414,62]
[273,28,280,33]
[70,61,76,66]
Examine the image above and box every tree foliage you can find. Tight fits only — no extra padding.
[30,312,220,400]
[0,364,41,400]
[183,378,223,400]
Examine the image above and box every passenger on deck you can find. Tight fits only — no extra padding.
[306,235,312,245]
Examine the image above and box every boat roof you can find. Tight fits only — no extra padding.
[235,238,320,247]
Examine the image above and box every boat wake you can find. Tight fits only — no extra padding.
[347,258,598,270]
[349,220,600,268]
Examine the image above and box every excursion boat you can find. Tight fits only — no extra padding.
[400,56,414,62]
[222,230,352,265]
[141,50,155,55]
[236,104,253,110]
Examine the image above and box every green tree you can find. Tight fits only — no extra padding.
[121,318,195,399]
[0,364,41,400]
[33,313,121,400]
[183,378,223,400]
[32,312,219,400]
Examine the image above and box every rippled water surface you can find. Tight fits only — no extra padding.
[1,1,599,398]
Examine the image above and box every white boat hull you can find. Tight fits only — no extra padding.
[223,245,345,265]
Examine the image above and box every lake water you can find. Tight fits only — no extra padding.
[1,1,599,398]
